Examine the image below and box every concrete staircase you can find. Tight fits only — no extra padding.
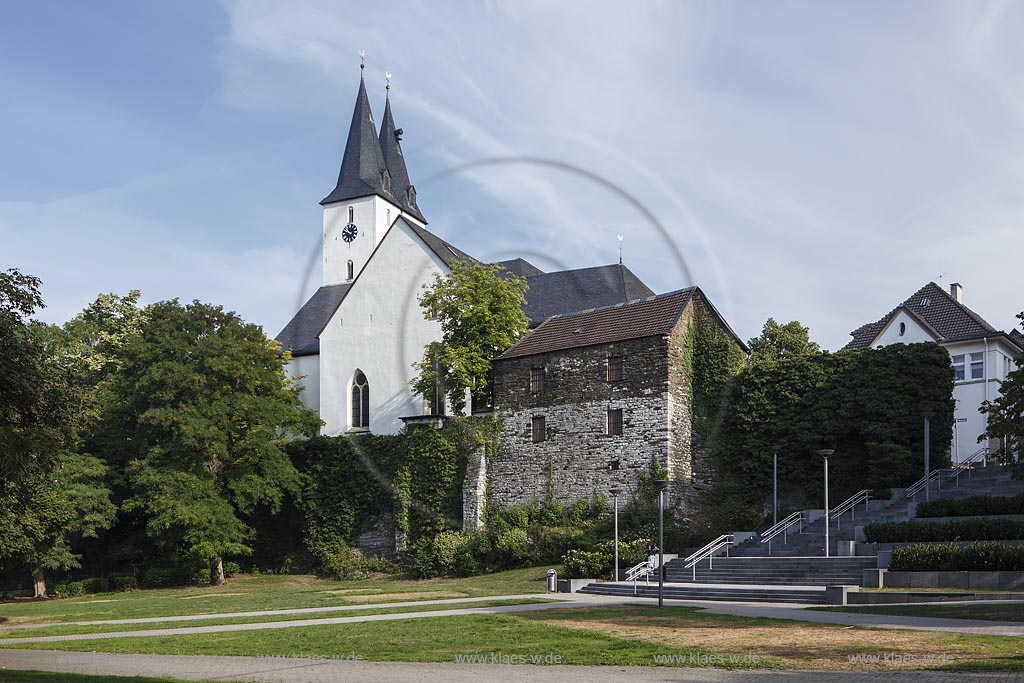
[576,464,1023,604]
[670,556,876,585]
[576,580,828,604]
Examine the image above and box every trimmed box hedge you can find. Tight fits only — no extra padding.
[889,542,1024,572]
[865,518,1024,543]
[916,493,1024,518]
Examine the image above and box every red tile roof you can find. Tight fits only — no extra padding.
[497,288,697,359]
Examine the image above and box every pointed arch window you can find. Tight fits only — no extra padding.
[346,260,354,281]
[348,206,354,223]
[351,371,370,429]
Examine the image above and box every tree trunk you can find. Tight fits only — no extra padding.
[32,564,47,599]
[210,557,225,586]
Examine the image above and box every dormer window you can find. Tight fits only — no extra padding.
[382,170,391,192]
[408,186,417,206]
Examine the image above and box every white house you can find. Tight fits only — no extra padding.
[845,282,1022,462]
[275,68,656,435]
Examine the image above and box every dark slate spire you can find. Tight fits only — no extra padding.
[378,83,427,223]
[321,67,395,206]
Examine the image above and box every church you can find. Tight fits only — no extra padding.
[275,67,677,435]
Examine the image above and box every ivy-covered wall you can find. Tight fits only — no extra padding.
[705,342,956,529]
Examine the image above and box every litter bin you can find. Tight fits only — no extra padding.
[546,569,557,592]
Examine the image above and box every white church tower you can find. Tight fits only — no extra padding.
[320,64,426,285]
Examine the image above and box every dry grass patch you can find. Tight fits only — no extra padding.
[526,606,1024,670]
[340,591,467,602]
[179,593,247,600]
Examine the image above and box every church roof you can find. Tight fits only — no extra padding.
[844,282,1010,350]
[274,283,351,357]
[321,74,395,207]
[408,222,475,267]
[379,95,426,223]
[521,263,654,327]
[492,258,544,278]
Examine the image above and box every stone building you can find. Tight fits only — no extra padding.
[465,288,748,527]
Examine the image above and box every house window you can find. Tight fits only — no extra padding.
[606,356,623,382]
[532,416,546,443]
[346,260,354,281]
[530,367,545,393]
[951,354,965,381]
[607,408,623,436]
[971,352,984,380]
[351,371,369,428]
[348,206,354,223]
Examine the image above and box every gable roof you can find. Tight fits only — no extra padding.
[521,263,654,327]
[407,222,476,267]
[845,282,1005,350]
[321,74,395,207]
[274,283,352,357]
[496,286,689,360]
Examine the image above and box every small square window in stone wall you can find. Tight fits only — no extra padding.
[607,356,623,382]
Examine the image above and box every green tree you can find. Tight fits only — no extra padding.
[982,312,1024,475]
[112,300,321,585]
[412,261,529,414]
[0,270,115,596]
[747,318,820,365]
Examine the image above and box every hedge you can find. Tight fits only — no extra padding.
[916,493,1024,518]
[865,518,1024,543]
[889,543,1024,571]
[51,577,110,599]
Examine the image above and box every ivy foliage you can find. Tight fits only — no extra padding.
[681,301,747,438]
[707,342,956,528]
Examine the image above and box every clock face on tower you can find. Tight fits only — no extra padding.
[342,223,358,243]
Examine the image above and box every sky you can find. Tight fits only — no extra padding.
[2,0,1023,351]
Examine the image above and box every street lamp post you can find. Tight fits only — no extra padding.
[771,444,782,528]
[609,486,621,582]
[922,410,934,502]
[654,479,670,608]
[817,449,834,558]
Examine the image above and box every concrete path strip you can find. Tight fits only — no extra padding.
[0,601,594,645]
[1,594,562,630]
[0,649,1022,683]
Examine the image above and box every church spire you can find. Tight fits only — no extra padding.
[378,74,426,223]
[320,61,395,206]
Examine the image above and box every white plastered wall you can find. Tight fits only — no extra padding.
[319,218,447,435]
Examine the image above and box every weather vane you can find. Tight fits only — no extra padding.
[385,70,392,93]
[358,50,366,71]
[617,234,624,265]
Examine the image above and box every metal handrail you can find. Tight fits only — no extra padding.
[906,447,989,499]
[626,560,652,594]
[830,489,871,530]
[683,534,734,580]
[760,511,804,544]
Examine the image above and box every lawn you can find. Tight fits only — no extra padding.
[813,603,1024,622]
[4,605,1023,671]
[0,672,250,683]
[0,598,551,639]
[0,569,550,626]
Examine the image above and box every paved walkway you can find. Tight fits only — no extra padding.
[0,650,1021,683]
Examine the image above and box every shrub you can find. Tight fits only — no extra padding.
[51,581,85,599]
[82,577,109,594]
[223,561,241,577]
[916,493,1024,518]
[865,519,1024,543]
[494,528,532,567]
[431,531,469,573]
[889,543,1024,571]
[142,567,190,588]
[111,575,138,592]
[561,549,609,578]
[567,499,590,526]
[194,568,212,585]
[321,543,377,581]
